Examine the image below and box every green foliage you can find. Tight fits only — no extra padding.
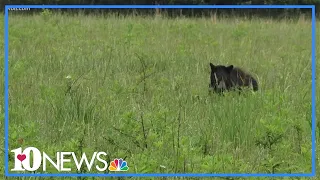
[1,12,319,180]
[3,0,320,17]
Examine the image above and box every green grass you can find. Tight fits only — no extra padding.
[0,11,319,180]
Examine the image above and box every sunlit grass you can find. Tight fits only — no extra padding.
[1,11,319,179]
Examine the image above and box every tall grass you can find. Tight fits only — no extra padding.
[1,11,319,179]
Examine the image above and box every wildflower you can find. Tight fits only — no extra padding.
[65,75,72,79]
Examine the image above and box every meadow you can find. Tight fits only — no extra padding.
[0,10,319,180]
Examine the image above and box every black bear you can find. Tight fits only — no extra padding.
[209,63,258,94]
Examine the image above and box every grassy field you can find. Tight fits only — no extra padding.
[0,10,319,180]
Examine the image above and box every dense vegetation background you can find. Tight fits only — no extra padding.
[2,0,320,17]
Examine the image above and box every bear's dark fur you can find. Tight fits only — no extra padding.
[209,63,258,94]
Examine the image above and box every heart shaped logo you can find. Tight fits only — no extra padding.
[17,154,26,162]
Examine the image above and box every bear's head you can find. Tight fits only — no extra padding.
[209,63,234,93]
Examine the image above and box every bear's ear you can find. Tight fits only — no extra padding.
[226,65,234,73]
[210,63,215,70]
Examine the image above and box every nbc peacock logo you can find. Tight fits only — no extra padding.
[108,158,129,171]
